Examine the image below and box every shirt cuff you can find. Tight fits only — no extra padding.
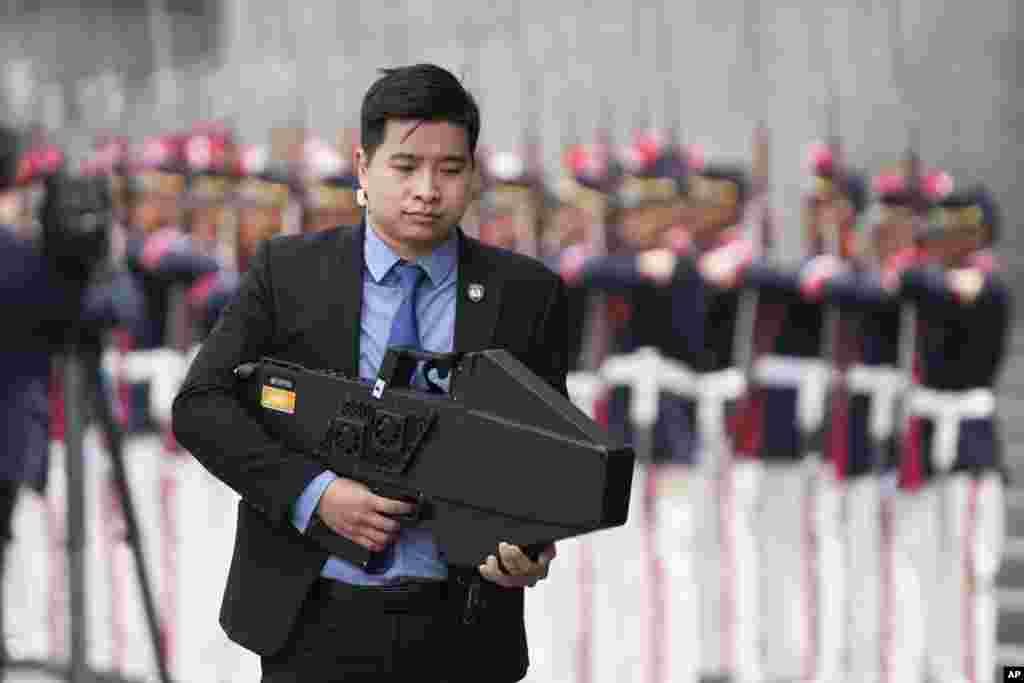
[291,470,339,533]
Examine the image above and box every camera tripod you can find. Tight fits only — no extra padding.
[3,334,173,683]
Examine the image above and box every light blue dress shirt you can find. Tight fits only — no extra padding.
[291,222,458,585]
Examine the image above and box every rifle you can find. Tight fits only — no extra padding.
[888,0,924,485]
[234,347,635,570]
[730,0,775,460]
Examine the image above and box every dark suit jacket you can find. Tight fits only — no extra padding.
[171,223,569,673]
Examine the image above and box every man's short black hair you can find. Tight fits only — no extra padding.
[360,64,480,163]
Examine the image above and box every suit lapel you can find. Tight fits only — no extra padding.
[454,230,502,352]
[324,223,365,375]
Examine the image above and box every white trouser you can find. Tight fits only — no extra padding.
[538,374,606,683]
[813,461,845,683]
[817,472,888,683]
[587,461,702,683]
[591,462,657,683]
[652,463,700,683]
[890,482,940,683]
[759,459,816,682]
[894,473,1004,683]
[695,455,762,682]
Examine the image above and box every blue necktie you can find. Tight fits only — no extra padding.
[364,260,426,573]
[387,261,427,357]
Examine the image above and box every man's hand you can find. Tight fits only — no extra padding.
[947,267,985,304]
[698,240,754,289]
[799,254,843,300]
[637,248,678,285]
[479,542,556,589]
[559,244,590,286]
[316,477,415,552]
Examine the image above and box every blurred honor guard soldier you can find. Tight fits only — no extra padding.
[172,64,561,682]
[535,136,621,683]
[896,185,1010,683]
[184,123,238,261]
[686,163,761,683]
[800,163,950,682]
[119,135,218,431]
[562,128,698,683]
[549,139,621,378]
[479,147,541,257]
[629,160,760,683]
[299,135,361,235]
[232,144,294,273]
[740,143,867,682]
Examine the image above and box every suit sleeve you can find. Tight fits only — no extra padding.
[579,254,649,292]
[822,270,894,311]
[530,273,571,398]
[171,240,325,527]
[743,260,803,300]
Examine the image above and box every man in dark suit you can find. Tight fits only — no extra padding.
[172,64,564,682]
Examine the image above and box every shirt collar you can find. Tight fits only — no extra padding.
[364,218,458,286]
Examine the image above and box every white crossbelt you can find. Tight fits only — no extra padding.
[598,347,670,428]
[906,386,995,472]
[844,364,907,443]
[753,355,831,433]
[583,347,745,468]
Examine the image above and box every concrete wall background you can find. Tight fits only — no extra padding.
[2,0,1021,276]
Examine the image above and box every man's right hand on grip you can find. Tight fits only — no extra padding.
[316,477,416,553]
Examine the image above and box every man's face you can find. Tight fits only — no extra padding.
[804,193,857,258]
[356,120,473,255]
[872,205,915,262]
[690,200,739,245]
[191,204,226,246]
[550,205,589,249]
[132,193,178,233]
[238,206,283,254]
[618,202,687,251]
[923,226,984,267]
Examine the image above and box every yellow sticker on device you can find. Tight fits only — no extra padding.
[261,385,296,414]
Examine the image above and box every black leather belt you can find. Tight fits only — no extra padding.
[314,577,449,614]
[314,566,490,623]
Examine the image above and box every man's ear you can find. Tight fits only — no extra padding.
[355,147,370,190]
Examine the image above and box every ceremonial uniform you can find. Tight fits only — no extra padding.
[479,147,542,257]
[739,259,822,681]
[575,130,698,683]
[118,136,219,432]
[580,161,760,682]
[743,150,869,682]
[808,165,952,682]
[897,186,1010,683]
[299,133,361,235]
[182,125,240,350]
[542,139,623,683]
[184,123,237,263]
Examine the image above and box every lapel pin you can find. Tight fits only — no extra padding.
[467,283,485,303]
